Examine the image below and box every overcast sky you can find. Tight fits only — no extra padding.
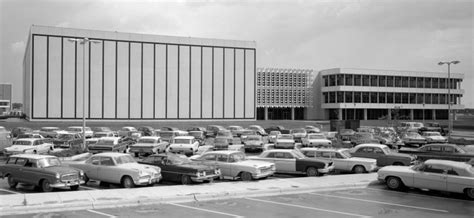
[1,0,473,107]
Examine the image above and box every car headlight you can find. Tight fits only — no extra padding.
[56,173,60,179]
[271,165,276,171]
[79,170,84,176]
[215,169,221,175]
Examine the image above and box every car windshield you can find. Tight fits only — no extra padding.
[382,147,391,154]
[217,132,232,137]
[97,139,115,145]
[291,150,307,159]
[138,138,157,144]
[114,155,137,164]
[214,138,227,143]
[158,132,174,138]
[247,136,261,141]
[231,152,247,162]
[167,154,192,165]
[174,139,191,144]
[42,128,58,132]
[67,128,81,132]
[413,123,423,127]
[37,157,61,168]
[58,134,74,139]
[13,141,32,145]
[95,133,109,137]
[309,135,325,139]
[291,129,305,133]
[340,150,352,158]
[279,135,293,140]
[18,134,34,138]
[424,132,441,136]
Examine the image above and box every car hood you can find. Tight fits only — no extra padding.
[132,143,156,147]
[43,166,80,175]
[178,163,215,171]
[307,139,331,143]
[277,139,295,143]
[388,152,414,159]
[120,163,160,173]
[170,143,193,147]
[292,133,306,137]
[426,136,445,140]
[5,145,35,152]
[378,165,414,174]
[238,159,274,167]
[245,140,263,145]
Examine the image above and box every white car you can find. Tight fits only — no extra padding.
[274,134,296,149]
[66,126,94,138]
[300,148,377,173]
[268,131,281,144]
[302,133,332,148]
[3,138,53,156]
[167,136,200,155]
[129,136,169,157]
[377,159,474,199]
[421,131,448,144]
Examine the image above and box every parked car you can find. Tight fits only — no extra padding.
[249,149,334,176]
[3,138,54,156]
[129,136,169,157]
[300,148,377,174]
[52,132,83,149]
[419,122,449,136]
[38,127,62,138]
[117,127,140,138]
[15,133,44,140]
[190,150,275,181]
[302,133,332,148]
[268,131,281,144]
[377,159,474,199]
[11,127,33,138]
[338,129,356,142]
[401,132,427,147]
[350,132,379,147]
[214,137,230,150]
[239,129,257,142]
[290,128,307,143]
[206,125,226,138]
[421,132,448,144]
[304,125,321,134]
[160,126,180,131]
[68,153,161,188]
[227,126,246,137]
[243,135,264,152]
[0,154,85,192]
[188,131,205,145]
[398,144,474,162]
[167,136,200,156]
[139,153,221,185]
[265,126,289,134]
[66,126,94,138]
[137,126,155,136]
[186,126,207,132]
[216,130,234,145]
[157,130,187,143]
[92,127,117,138]
[399,122,424,132]
[373,131,397,149]
[350,144,416,167]
[274,134,296,149]
[248,125,267,136]
[87,137,131,154]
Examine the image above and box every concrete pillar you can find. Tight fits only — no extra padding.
[291,107,295,120]
[410,109,414,120]
[338,108,343,120]
[264,107,268,120]
[432,109,436,120]
[363,108,368,120]
[387,109,392,120]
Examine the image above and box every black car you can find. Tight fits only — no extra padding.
[52,133,83,149]
[399,143,474,162]
[264,126,289,134]
[187,126,207,132]
[138,153,221,185]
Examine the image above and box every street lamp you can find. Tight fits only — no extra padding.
[438,60,460,138]
[68,38,101,151]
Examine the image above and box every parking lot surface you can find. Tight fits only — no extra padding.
[3,184,473,218]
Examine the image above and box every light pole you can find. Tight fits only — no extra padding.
[438,60,460,138]
[68,38,101,151]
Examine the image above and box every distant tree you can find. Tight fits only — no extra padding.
[12,103,23,110]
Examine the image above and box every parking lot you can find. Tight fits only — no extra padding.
[3,183,473,218]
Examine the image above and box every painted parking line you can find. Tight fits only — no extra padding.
[0,188,22,194]
[245,197,371,218]
[309,193,449,213]
[168,203,244,218]
[365,187,469,202]
[86,209,117,218]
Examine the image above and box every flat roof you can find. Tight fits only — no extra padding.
[319,68,464,79]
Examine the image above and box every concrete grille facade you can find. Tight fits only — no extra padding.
[0,84,12,114]
[23,26,256,120]
[256,68,315,120]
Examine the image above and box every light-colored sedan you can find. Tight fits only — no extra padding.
[302,133,332,148]
[190,150,275,181]
[300,148,377,173]
[68,153,161,188]
[129,136,169,157]
[3,138,53,156]
[377,159,474,199]
[167,136,200,155]
[274,134,296,149]
[401,132,427,147]
[421,132,448,144]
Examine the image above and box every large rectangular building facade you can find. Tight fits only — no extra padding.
[23,26,256,120]
[310,68,465,120]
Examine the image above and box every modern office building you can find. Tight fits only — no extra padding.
[256,68,315,120]
[0,84,12,114]
[310,68,464,120]
[23,25,256,121]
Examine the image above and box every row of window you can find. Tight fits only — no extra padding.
[323,74,461,89]
[257,72,309,87]
[257,89,309,105]
[322,91,462,105]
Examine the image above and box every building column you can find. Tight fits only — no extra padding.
[338,108,343,120]
[291,107,295,120]
[387,109,392,120]
[363,108,368,120]
[432,109,436,120]
[264,107,268,120]
[410,109,414,120]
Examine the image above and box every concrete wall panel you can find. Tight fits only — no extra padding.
[213,48,224,118]
[167,45,178,118]
[190,46,202,118]
[234,49,244,118]
[224,48,234,118]
[89,41,103,118]
[201,47,213,118]
[103,41,116,118]
[178,46,190,118]
[154,44,167,118]
[33,36,47,118]
[142,43,154,118]
[116,42,129,118]
[47,37,62,118]
[245,49,255,118]
[129,43,142,119]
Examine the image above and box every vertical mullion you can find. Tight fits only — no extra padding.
[141,43,143,119]
[88,41,91,119]
[101,40,105,119]
[60,37,63,118]
[74,40,77,119]
[200,47,203,119]
[233,48,236,118]
[115,41,118,119]
[31,35,35,119]
[153,44,156,119]
[177,45,180,119]
[46,36,49,118]
[189,46,192,119]
[222,48,225,118]
[128,42,131,119]
[211,47,214,118]
[254,49,256,119]
[243,49,246,118]
[165,44,168,118]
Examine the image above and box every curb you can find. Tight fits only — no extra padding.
[0,178,376,215]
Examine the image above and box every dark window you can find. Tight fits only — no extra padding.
[440,94,446,104]
[370,76,378,86]
[379,92,386,103]
[370,92,378,103]
[423,165,445,174]
[417,93,424,104]
[387,76,394,87]
[337,92,344,103]
[432,94,439,104]
[428,146,441,152]
[387,93,394,103]
[345,91,353,103]
[16,158,27,166]
[439,78,446,88]
[402,93,408,104]
[402,77,408,87]
[443,146,454,153]
[417,77,424,88]
[329,92,336,103]
[379,76,386,86]
[395,77,402,87]
[447,169,458,176]
[354,75,362,86]
[6,158,17,164]
[409,93,416,104]
[324,93,329,103]
[354,92,361,103]
[409,77,416,88]
[425,94,431,104]
[363,75,370,86]
[432,78,439,88]
[424,78,432,88]
[345,74,353,86]
[362,92,370,103]
[337,75,344,86]
[395,93,401,103]
[329,75,336,86]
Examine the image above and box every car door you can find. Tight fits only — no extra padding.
[83,156,100,180]
[216,154,232,177]
[11,157,29,183]
[273,152,296,173]
[413,164,447,191]
[97,156,122,183]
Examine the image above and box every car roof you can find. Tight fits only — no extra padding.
[174,136,194,139]
[10,154,57,159]
[14,138,40,142]
[300,147,343,152]
[424,159,472,168]
[202,150,242,155]
[99,137,121,140]
[139,136,161,139]
[92,152,131,157]
[354,143,387,148]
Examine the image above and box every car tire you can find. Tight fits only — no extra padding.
[386,176,403,190]
[352,165,366,174]
[121,176,135,188]
[83,174,90,184]
[306,167,319,177]
[70,185,79,191]
[134,152,139,157]
[465,188,474,200]
[240,172,253,181]
[41,179,53,192]
[181,175,192,185]
[7,175,17,188]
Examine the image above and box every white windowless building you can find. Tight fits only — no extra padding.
[23,25,256,121]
